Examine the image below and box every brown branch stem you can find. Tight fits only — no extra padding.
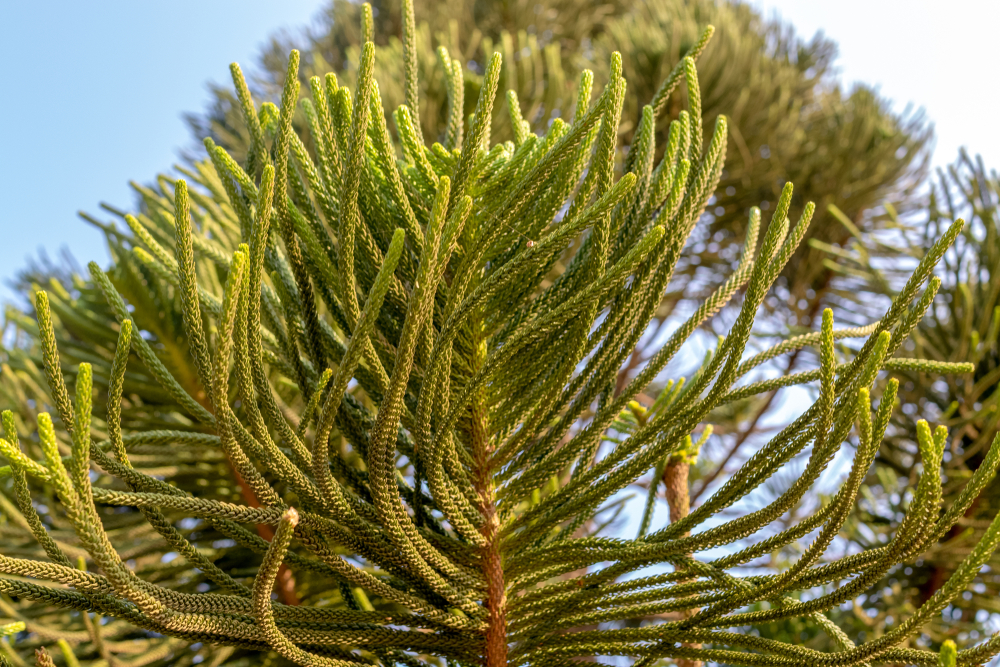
[663,459,699,667]
[472,313,506,666]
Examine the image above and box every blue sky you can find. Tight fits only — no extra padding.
[1,0,996,305]
[0,0,327,304]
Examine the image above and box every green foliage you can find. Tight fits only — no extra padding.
[818,152,1000,649]
[190,0,929,328]
[940,639,958,667]
[0,5,991,667]
[189,2,934,574]
[587,0,929,322]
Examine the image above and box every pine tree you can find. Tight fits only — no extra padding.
[188,0,929,328]
[184,0,932,515]
[0,5,993,667]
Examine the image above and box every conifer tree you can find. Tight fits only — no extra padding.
[190,0,929,325]
[186,0,932,506]
[0,5,992,667]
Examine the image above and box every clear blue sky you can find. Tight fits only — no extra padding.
[0,0,327,304]
[1,0,995,305]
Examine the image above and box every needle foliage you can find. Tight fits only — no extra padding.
[0,5,994,667]
[813,152,1000,648]
[192,0,929,331]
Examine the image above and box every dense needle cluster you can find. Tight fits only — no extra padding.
[0,3,996,666]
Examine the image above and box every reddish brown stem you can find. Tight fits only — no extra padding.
[663,459,700,667]
[481,499,506,667]
[472,316,506,666]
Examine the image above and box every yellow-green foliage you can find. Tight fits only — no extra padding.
[0,4,992,667]
[813,152,1000,647]
[192,0,929,338]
